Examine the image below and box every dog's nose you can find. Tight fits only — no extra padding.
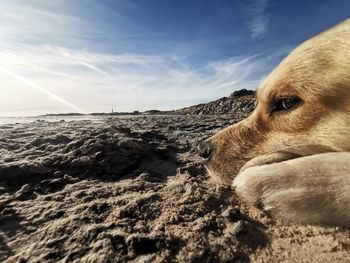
[197,141,213,159]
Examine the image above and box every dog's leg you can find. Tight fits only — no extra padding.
[232,152,350,226]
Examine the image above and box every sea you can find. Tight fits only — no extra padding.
[0,116,106,125]
[0,114,153,125]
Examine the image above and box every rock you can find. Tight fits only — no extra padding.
[138,172,159,182]
[63,174,79,183]
[39,178,66,193]
[230,89,255,97]
[14,184,33,200]
[177,89,256,115]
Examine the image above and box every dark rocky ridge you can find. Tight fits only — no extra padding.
[177,89,256,116]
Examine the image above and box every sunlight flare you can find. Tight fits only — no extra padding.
[0,67,89,114]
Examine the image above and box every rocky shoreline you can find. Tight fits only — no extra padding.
[177,89,255,116]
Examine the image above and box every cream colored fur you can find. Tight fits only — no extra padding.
[205,19,350,226]
[234,152,350,226]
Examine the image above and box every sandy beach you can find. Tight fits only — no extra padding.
[0,115,348,262]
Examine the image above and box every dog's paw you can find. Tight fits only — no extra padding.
[232,152,350,226]
[232,162,296,211]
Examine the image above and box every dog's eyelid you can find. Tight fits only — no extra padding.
[270,96,303,115]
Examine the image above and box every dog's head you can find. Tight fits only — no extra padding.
[199,19,350,184]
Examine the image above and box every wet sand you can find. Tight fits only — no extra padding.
[0,115,349,262]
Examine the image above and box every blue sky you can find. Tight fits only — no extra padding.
[0,0,349,116]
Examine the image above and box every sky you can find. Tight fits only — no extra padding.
[0,0,349,116]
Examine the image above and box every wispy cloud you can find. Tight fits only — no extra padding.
[0,44,278,116]
[247,0,270,40]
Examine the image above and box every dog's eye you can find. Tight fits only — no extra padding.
[271,96,303,114]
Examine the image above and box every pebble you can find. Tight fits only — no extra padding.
[14,184,32,199]
[63,174,79,183]
[138,172,161,183]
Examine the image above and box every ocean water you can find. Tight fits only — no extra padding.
[0,116,105,125]
[0,114,151,125]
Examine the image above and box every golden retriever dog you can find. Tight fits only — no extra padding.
[198,19,350,226]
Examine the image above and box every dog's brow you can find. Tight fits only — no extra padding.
[256,87,265,101]
[256,86,273,105]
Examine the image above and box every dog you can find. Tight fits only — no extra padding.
[198,19,350,226]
